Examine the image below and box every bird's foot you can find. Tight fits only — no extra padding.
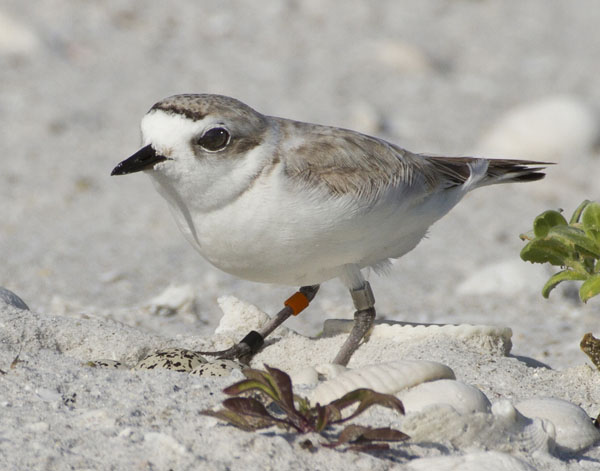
[199,285,320,364]
[332,281,376,366]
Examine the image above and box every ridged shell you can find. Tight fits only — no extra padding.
[311,360,455,405]
[322,320,512,355]
[515,397,600,453]
[400,379,491,415]
[406,451,537,471]
[135,348,207,372]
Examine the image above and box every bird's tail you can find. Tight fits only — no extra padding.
[426,156,550,189]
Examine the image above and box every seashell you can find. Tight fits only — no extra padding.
[515,397,600,454]
[135,348,207,372]
[311,360,454,405]
[491,400,556,455]
[322,319,512,355]
[406,451,537,471]
[189,359,242,377]
[85,359,129,369]
[0,287,29,310]
[404,401,556,456]
[399,379,491,415]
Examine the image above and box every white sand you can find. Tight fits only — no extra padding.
[1,1,600,469]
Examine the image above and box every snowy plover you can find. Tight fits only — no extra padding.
[112,94,548,365]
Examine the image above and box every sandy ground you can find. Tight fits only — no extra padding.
[1,1,600,470]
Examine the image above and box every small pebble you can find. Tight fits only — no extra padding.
[189,359,242,377]
[135,348,208,372]
[0,287,29,310]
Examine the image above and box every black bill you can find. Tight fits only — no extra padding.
[111,145,169,175]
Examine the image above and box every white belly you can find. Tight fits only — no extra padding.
[151,170,463,286]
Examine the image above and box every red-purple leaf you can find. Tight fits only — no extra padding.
[324,424,409,448]
[263,365,296,412]
[201,408,272,432]
[356,427,410,442]
[223,397,276,420]
[327,388,405,423]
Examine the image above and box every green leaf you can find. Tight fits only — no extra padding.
[582,202,600,244]
[579,273,600,303]
[569,200,592,224]
[533,210,567,237]
[541,270,589,298]
[549,225,600,258]
[520,238,573,266]
[326,388,405,423]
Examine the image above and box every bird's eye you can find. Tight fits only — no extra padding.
[196,127,230,151]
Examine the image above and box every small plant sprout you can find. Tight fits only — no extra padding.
[520,200,600,302]
[201,365,409,451]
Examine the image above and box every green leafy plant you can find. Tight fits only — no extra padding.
[520,200,600,302]
[201,365,408,451]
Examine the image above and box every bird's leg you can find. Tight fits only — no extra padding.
[199,285,320,363]
[332,281,376,366]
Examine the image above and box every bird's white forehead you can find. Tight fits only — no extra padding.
[140,109,208,152]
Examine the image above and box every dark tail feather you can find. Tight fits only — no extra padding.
[484,159,550,184]
[426,156,551,188]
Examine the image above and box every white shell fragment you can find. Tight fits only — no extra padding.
[135,348,207,372]
[515,397,600,454]
[311,360,455,405]
[400,379,491,415]
[189,360,242,377]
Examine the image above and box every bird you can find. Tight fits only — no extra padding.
[112,94,549,365]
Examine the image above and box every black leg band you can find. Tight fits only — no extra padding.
[240,331,265,354]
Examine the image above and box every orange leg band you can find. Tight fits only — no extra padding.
[284,291,310,316]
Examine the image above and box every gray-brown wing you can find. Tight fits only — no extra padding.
[281,121,548,199]
[282,123,438,199]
